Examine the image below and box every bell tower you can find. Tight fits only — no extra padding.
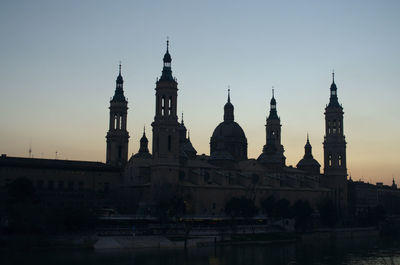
[151,40,180,164]
[106,64,129,167]
[323,72,347,211]
[258,89,285,167]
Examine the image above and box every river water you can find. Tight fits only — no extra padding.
[2,238,400,265]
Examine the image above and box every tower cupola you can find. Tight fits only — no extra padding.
[160,40,174,81]
[224,89,234,122]
[328,72,341,108]
[268,89,279,120]
[297,134,320,174]
[139,127,149,154]
[112,63,127,102]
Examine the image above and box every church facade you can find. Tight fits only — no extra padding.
[0,42,348,217]
[120,42,347,216]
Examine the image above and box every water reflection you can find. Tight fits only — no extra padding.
[2,238,400,265]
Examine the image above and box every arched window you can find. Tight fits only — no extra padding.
[168,97,172,116]
[328,155,332,166]
[114,114,118,129]
[338,155,342,166]
[161,97,165,116]
[333,120,336,133]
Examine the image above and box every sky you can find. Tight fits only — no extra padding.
[0,0,399,185]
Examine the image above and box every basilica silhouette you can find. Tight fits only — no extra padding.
[115,41,348,215]
[0,42,348,216]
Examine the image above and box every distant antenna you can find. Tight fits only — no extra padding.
[28,138,32,158]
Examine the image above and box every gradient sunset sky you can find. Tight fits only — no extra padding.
[0,0,399,185]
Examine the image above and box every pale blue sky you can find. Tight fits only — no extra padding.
[0,0,399,184]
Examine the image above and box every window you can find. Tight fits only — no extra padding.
[161,97,165,116]
[204,172,210,183]
[58,181,64,190]
[338,155,342,166]
[168,97,172,116]
[37,180,44,189]
[328,155,332,167]
[68,181,74,191]
[104,182,110,192]
[78,181,84,191]
[114,114,118,129]
[48,180,54,190]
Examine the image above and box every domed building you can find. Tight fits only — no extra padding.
[296,135,320,174]
[210,90,248,162]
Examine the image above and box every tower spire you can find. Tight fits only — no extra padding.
[224,88,234,121]
[268,88,278,120]
[166,37,169,52]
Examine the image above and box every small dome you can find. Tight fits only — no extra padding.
[163,50,172,63]
[224,101,233,109]
[330,82,337,91]
[116,74,123,84]
[140,133,148,144]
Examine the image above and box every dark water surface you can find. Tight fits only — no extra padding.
[2,238,400,265]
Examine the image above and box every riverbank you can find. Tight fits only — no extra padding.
[0,226,381,250]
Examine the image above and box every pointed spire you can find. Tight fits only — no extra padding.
[160,39,173,81]
[143,125,146,136]
[328,71,340,108]
[181,112,184,125]
[304,134,313,158]
[113,62,126,102]
[224,87,234,122]
[268,88,278,120]
[167,37,169,52]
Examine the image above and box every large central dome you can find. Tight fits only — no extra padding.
[210,91,247,161]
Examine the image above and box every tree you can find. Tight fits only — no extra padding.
[317,197,337,227]
[291,200,313,230]
[5,178,44,234]
[275,198,291,218]
[225,196,257,219]
[261,195,276,217]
